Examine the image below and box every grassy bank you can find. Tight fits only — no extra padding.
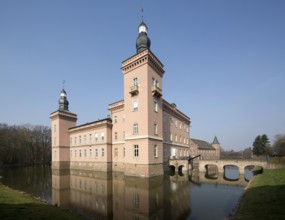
[231,167,285,220]
[0,183,85,220]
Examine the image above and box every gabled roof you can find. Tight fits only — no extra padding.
[191,139,215,150]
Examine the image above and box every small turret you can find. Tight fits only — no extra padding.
[58,89,69,111]
[212,136,220,145]
[136,21,151,53]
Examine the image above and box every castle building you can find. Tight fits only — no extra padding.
[50,20,220,177]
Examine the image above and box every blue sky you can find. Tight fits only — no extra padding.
[0,1,284,151]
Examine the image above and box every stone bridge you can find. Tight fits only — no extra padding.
[198,159,268,174]
[169,158,268,174]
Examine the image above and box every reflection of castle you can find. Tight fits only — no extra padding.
[52,169,191,220]
[50,19,220,177]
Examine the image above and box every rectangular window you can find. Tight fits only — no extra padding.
[114,115,118,123]
[75,137,77,145]
[54,124,56,133]
[89,134,92,143]
[154,99,158,112]
[90,149,92,157]
[102,148,105,157]
[170,134,173,141]
[154,123,158,135]
[123,147,125,157]
[133,99,138,111]
[114,148,118,157]
[175,135,177,142]
[114,132,118,140]
[133,77,138,86]
[101,132,105,141]
[70,150,72,158]
[84,135,86,144]
[79,150,82,157]
[123,114,125,122]
[152,78,158,87]
[134,145,139,157]
[133,123,138,135]
[154,145,158,158]
[79,136,82,144]
[84,149,86,157]
[95,133,98,141]
[134,193,140,208]
[95,149,98,157]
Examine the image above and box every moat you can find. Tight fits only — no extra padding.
[0,165,253,220]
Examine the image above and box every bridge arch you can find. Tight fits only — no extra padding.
[223,165,239,181]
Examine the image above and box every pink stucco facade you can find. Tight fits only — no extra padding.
[50,22,219,177]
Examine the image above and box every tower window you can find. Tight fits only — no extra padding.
[154,123,158,135]
[154,145,158,158]
[154,99,158,112]
[133,123,138,135]
[133,77,138,86]
[133,99,138,111]
[134,145,139,157]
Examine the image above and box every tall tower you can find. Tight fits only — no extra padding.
[122,21,165,177]
[212,136,221,159]
[50,89,77,169]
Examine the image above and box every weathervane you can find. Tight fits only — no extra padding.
[141,7,144,21]
[63,80,66,89]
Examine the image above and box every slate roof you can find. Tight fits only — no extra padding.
[212,136,220,144]
[191,139,215,150]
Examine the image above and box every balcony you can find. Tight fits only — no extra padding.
[152,85,162,98]
[130,85,139,95]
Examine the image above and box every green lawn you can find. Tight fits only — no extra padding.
[231,167,285,220]
[0,183,85,220]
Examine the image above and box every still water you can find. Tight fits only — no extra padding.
[0,166,253,220]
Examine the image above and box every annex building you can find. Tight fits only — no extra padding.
[50,20,220,177]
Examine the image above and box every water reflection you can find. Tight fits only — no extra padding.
[0,166,251,220]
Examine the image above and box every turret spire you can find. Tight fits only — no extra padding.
[58,83,69,111]
[136,11,151,53]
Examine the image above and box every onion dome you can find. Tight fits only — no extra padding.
[58,89,69,111]
[136,21,151,53]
